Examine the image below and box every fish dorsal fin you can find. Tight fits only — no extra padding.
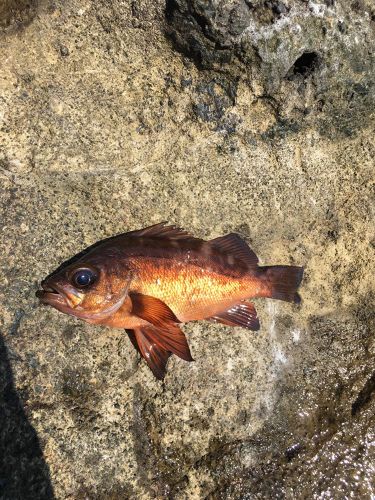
[127,328,171,380]
[209,233,259,268]
[127,222,197,241]
[130,293,180,328]
[209,302,260,331]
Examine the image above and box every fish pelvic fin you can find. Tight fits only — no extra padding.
[127,328,171,380]
[144,324,193,362]
[208,302,260,331]
[259,265,304,303]
[127,324,193,380]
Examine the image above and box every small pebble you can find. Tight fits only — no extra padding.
[59,45,69,57]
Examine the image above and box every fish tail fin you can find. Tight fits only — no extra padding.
[259,265,304,303]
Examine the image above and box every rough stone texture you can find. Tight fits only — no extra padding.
[167,0,375,138]
[0,0,374,498]
[0,0,39,30]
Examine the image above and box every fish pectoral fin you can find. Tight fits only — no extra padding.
[126,324,193,379]
[127,328,171,380]
[129,292,180,328]
[208,302,260,331]
[209,233,258,268]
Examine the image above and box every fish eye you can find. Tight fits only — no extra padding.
[71,268,97,288]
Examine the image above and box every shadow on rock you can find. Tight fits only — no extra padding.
[0,334,54,499]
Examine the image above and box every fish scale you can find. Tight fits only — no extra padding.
[129,257,256,322]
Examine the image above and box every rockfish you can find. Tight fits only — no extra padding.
[36,223,303,379]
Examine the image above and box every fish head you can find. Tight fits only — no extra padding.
[36,252,131,321]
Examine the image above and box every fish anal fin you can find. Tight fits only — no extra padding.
[209,233,258,269]
[127,328,171,380]
[126,222,197,241]
[209,302,260,331]
[130,293,180,328]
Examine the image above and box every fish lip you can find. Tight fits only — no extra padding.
[36,290,67,306]
[36,282,73,308]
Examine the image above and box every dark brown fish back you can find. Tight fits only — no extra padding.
[89,223,257,279]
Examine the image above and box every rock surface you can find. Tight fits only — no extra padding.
[0,0,374,498]
[167,0,375,138]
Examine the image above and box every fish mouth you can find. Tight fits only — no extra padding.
[36,283,73,310]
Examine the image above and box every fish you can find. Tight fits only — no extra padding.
[36,223,304,380]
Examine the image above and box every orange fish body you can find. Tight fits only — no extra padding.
[37,223,303,379]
